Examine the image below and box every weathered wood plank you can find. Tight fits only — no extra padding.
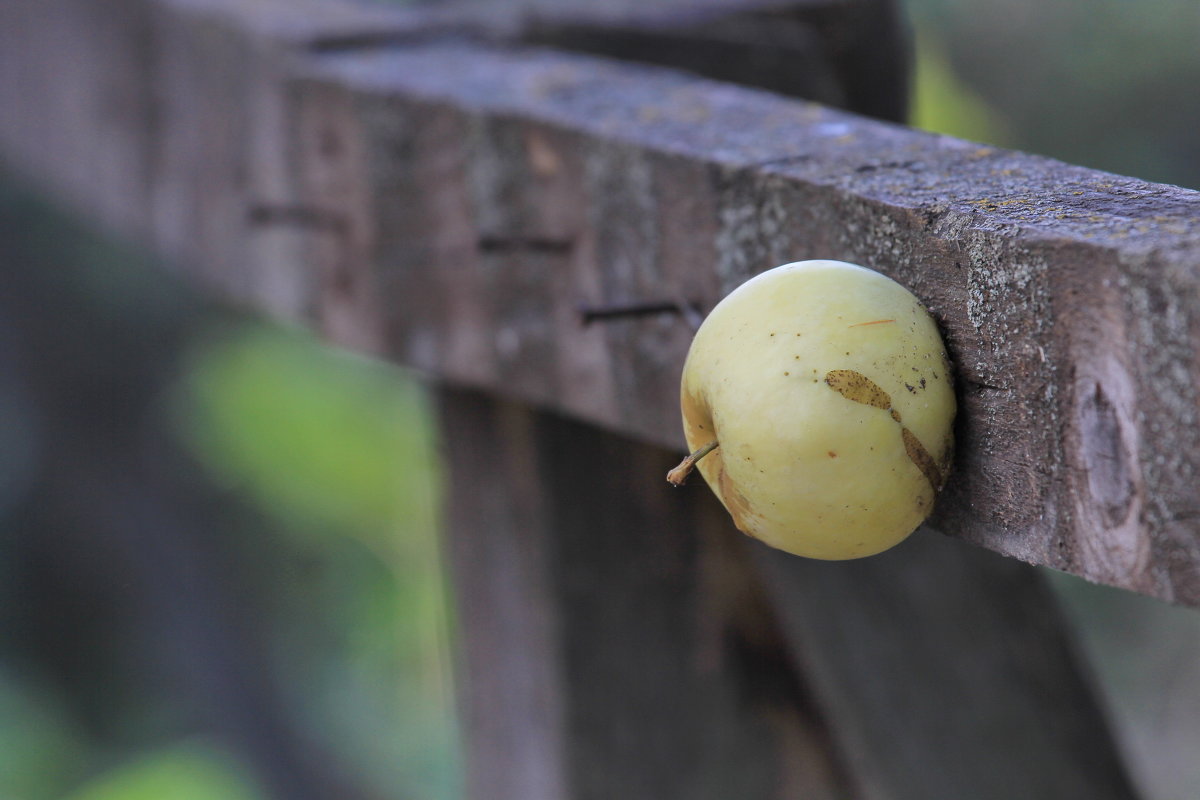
[288,42,1200,604]
[438,388,857,800]
[0,0,863,309]
[753,533,1139,799]
[0,0,420,316]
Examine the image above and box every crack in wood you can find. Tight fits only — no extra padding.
[246,203,349,236]
[477,234,574,255]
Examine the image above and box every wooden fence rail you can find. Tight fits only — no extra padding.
[3,0,1193,796]
[5,0,1197,605]
[299,39,1200,609]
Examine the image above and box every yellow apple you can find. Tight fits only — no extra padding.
[667,260,955,559]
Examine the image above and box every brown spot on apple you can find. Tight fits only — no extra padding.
[902,427,943,491]
[825,369,893,410]
[824,369,944,494]
[717,464,758,536]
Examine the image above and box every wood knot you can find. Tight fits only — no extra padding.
[1078,381,1134,526]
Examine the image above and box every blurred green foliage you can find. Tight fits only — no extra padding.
[62,742,262,800]
[175,324,459,800]
[0,669,89,799]
[909,26,1010,146]
[908,0,1200,189]
[177,326,435,543]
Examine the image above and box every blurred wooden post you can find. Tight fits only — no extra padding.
[438,389,856,798]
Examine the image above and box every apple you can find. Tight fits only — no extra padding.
[667,260,955,559]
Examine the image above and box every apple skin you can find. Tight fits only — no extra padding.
[678,260,955,559]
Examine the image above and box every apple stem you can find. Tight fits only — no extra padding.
[666,440,720,486]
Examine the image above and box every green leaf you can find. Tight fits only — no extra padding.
[172,323,439,544]
[62,742,262,800]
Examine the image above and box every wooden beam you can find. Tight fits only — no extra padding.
[283,41,1200,605]
[0,0,871,312]
[7,0,1195,601]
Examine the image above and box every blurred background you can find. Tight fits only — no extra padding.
[1,0,1199,798]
